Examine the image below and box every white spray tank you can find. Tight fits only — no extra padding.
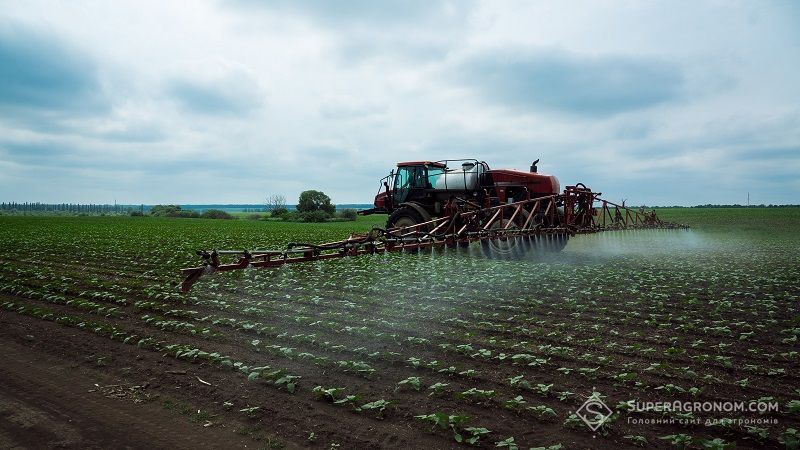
[429,162,485,191]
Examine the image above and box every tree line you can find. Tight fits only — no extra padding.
[0,202,137,214]
[0,190,357,222]
[265,190,356,222]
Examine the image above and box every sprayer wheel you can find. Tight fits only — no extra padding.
[480,210,528,259]
[387,207,425,230]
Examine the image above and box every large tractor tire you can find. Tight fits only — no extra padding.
[387,206,426,230]
[525,207,568,253]
[480,208,528,259]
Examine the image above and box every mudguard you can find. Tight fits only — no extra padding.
[399,201,432,224]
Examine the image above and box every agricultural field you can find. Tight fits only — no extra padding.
[0,209,798,449]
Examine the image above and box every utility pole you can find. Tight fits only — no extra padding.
[747,192,750,207]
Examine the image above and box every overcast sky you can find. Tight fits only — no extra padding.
[1,1,798,205]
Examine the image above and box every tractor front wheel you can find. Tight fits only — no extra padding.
[387,207,425,230]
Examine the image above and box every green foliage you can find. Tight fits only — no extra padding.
[149,204,200,218]
[336,208,358,221]
[527,404,556,418]
[297,190,335,215]
[503,395,526,409]
[457,388,495,401]
[312,386,346,402]
[428,382,449,395]
[274,209,332,222]
[357,399,390,416]
[623,435,648,447]
[200,209,234,220]
[660,434,693,449]
[300,210,331,223]
[744,426,768,439]
[463,427,491,445]
[270,206,289,217]
[396,376,422,391]
[274,374,300,393]
[148,204,177,216]
[780,428,799,450]
[495,437,518,450]
[698,438,735,449]
[415,413,475,444]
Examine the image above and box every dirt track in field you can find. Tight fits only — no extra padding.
[0,312,450,450]
[0,315,269,449]
[2,285,795,450]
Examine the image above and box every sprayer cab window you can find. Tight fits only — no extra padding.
[394,167,410,190]
[395,166,431,190]
[427,167,444,188]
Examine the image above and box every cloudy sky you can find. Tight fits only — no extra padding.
[1,0,798,206]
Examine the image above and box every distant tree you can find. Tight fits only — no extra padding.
[150,204,182,216]
[265,194,287,212]
[271,207,289,217]
[337,208,358,221]
[297,190,335,215]
[300,210,331,222]
[201,209,234,219]
[173,209,199,218]
[150,205,199,218]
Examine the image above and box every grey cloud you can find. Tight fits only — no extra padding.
[229,0,473,28]
[0,141,67,162]
[319,100,387,120]
[0,21,106,115]
[731,146,800,163]
[0,140,256,178]
[697,113,800,150]
[614,120,657,140]
[336,33,456,64]
[166,75,263,116]
[419,134,531,165]
[453,48,685,117]
[0,140,113,170]
[617,112,800,160]
[98,124,166,143]
[229,0,473,63]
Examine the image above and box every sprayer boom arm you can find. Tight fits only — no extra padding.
[180,187,686,292]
